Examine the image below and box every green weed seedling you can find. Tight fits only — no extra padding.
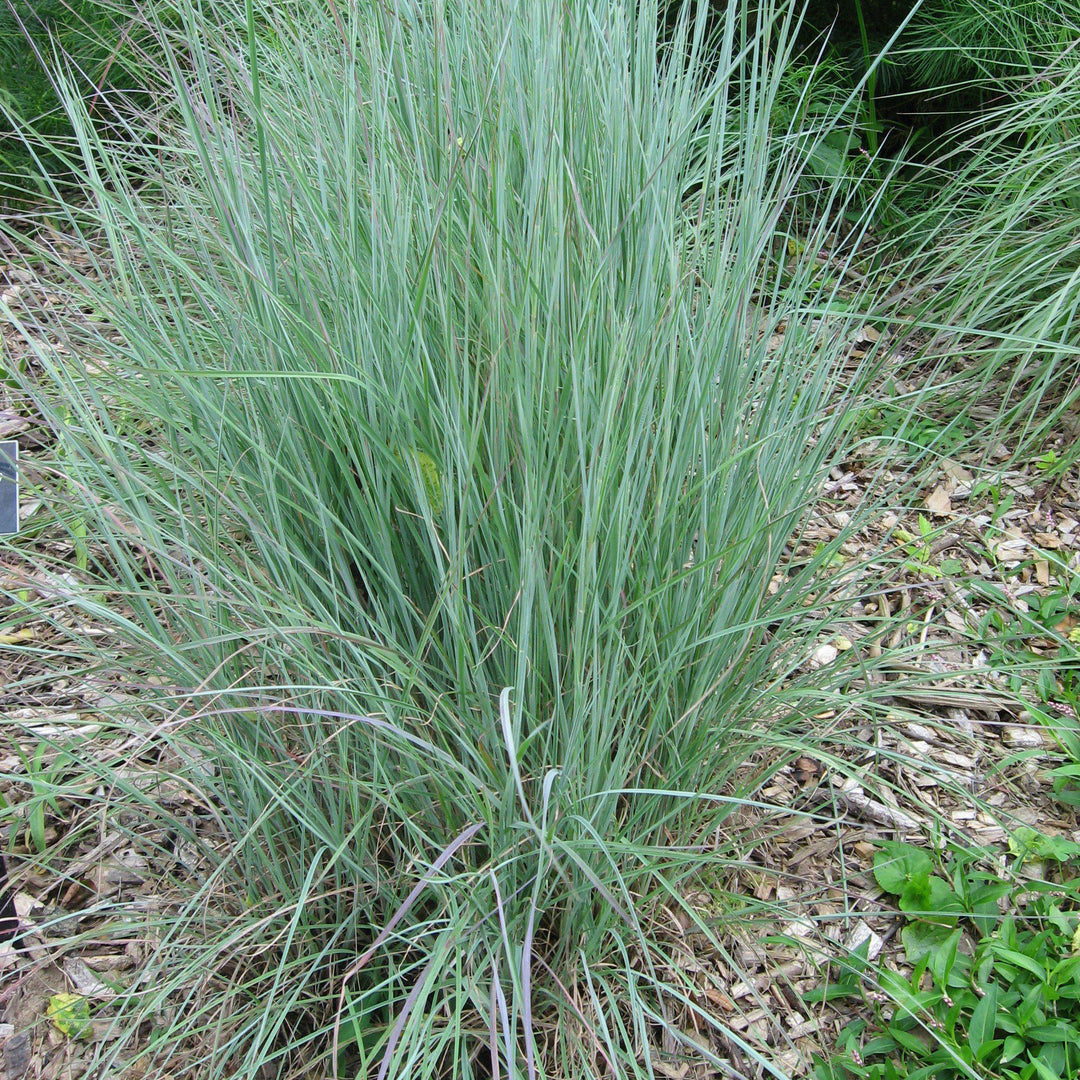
[846,400,976,459]
[895,514,942,578]
[1028,701,1080,810]
[1031,449,1079,482]
[971,479,1016,528]
[14,742,71,856]
[336,984,389,1078]
[814,839,1080,1080]
[969,569,1079,706]
[975,565,1080,813]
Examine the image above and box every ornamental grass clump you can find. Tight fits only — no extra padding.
[6,0,896,1075]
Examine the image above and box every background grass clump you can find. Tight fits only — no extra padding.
[0,0,907,1076]
[884,1,1080,472]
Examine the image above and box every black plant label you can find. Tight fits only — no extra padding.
[0,853,16,943]
[0,440,16,535]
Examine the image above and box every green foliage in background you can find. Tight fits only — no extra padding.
[0,0,159,198]
[903,0,1078,90]
[887,28,1080,468]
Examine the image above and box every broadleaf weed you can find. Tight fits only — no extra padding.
[817,840,1080,1080]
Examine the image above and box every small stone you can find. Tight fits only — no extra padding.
[811,643,838,668]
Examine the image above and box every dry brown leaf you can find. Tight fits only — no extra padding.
[924,485,952,517]
[941,458,973,486]
[1034,531,1062,549]
[652,1062,690,1080]
[702,986,736,1013]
